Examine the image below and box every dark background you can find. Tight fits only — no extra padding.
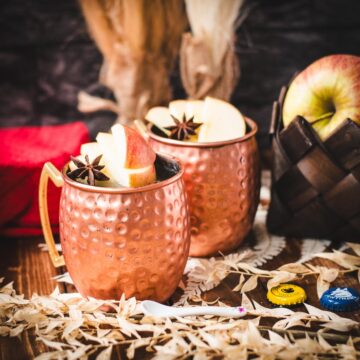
[1,0,359,148]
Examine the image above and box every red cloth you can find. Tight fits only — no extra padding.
[0,122,90,236]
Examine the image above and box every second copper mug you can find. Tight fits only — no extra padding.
[39,154,190,302]
[142,118,260,257]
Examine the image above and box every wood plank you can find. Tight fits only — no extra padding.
[0,236,65,297]
[0,236,65,360]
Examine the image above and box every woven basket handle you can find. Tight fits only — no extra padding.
[270,71,300,136]
[269,101,279,136]
[269,85,288,136]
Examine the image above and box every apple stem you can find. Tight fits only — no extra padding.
[312,112,334,124]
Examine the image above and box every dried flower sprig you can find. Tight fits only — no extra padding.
[180,242,360,308]
[0,277,359,360]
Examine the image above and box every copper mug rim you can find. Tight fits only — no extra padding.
[147,117,258,148]
[61,152,185,194]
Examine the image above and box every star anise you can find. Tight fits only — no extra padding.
[165,113,203,141]
[67,154,109,186]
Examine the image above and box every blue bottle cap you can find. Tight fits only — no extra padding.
[320,287,360,312]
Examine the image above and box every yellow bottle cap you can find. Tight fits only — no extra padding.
[267,284,307,306]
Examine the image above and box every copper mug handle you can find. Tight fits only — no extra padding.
[39,162,65,267]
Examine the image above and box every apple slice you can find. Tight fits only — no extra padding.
[186,100,204,123]
[96,132,156,187]
[145,106,173,135]
[145,101,205,138]
[198,97,246,142]
[116,165,156,188]
[111,124,156,169]
[80,142,104,163]
[96,132,123,183]
[169,100,187,120]
[169,100,204,123]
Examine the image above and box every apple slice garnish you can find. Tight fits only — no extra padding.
[111,124,156,169]
[96,132,156,187]
[115,165,156,188]
[186,100,204,123]
[169,100,204,123]
[80,142,104,163]
[146,101,205,136]
[145,106,173,135]
[169,100,187,119]
[197,97,246,142]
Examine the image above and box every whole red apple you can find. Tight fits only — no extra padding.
[282,54,360,139]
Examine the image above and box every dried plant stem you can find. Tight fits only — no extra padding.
[90,331,358,359]
[80,326,357,351]
[249,312,342,326]
[229,270,272,278]
[229,268,357,278]
[257,326,357,343]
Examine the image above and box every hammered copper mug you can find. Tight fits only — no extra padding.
[137,118,260,257]
[39,154,190,302]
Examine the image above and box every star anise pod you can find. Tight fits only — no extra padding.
[67,154,109,186]
[165,113,203,141]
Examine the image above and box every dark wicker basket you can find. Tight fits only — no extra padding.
[267,85,360,241]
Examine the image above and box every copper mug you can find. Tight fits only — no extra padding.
[39,154,190,302]
[137,118,260,257]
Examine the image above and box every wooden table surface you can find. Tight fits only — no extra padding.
[1,235,359,359]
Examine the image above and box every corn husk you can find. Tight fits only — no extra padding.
[180,0,244,100]
[78,0,187,125]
